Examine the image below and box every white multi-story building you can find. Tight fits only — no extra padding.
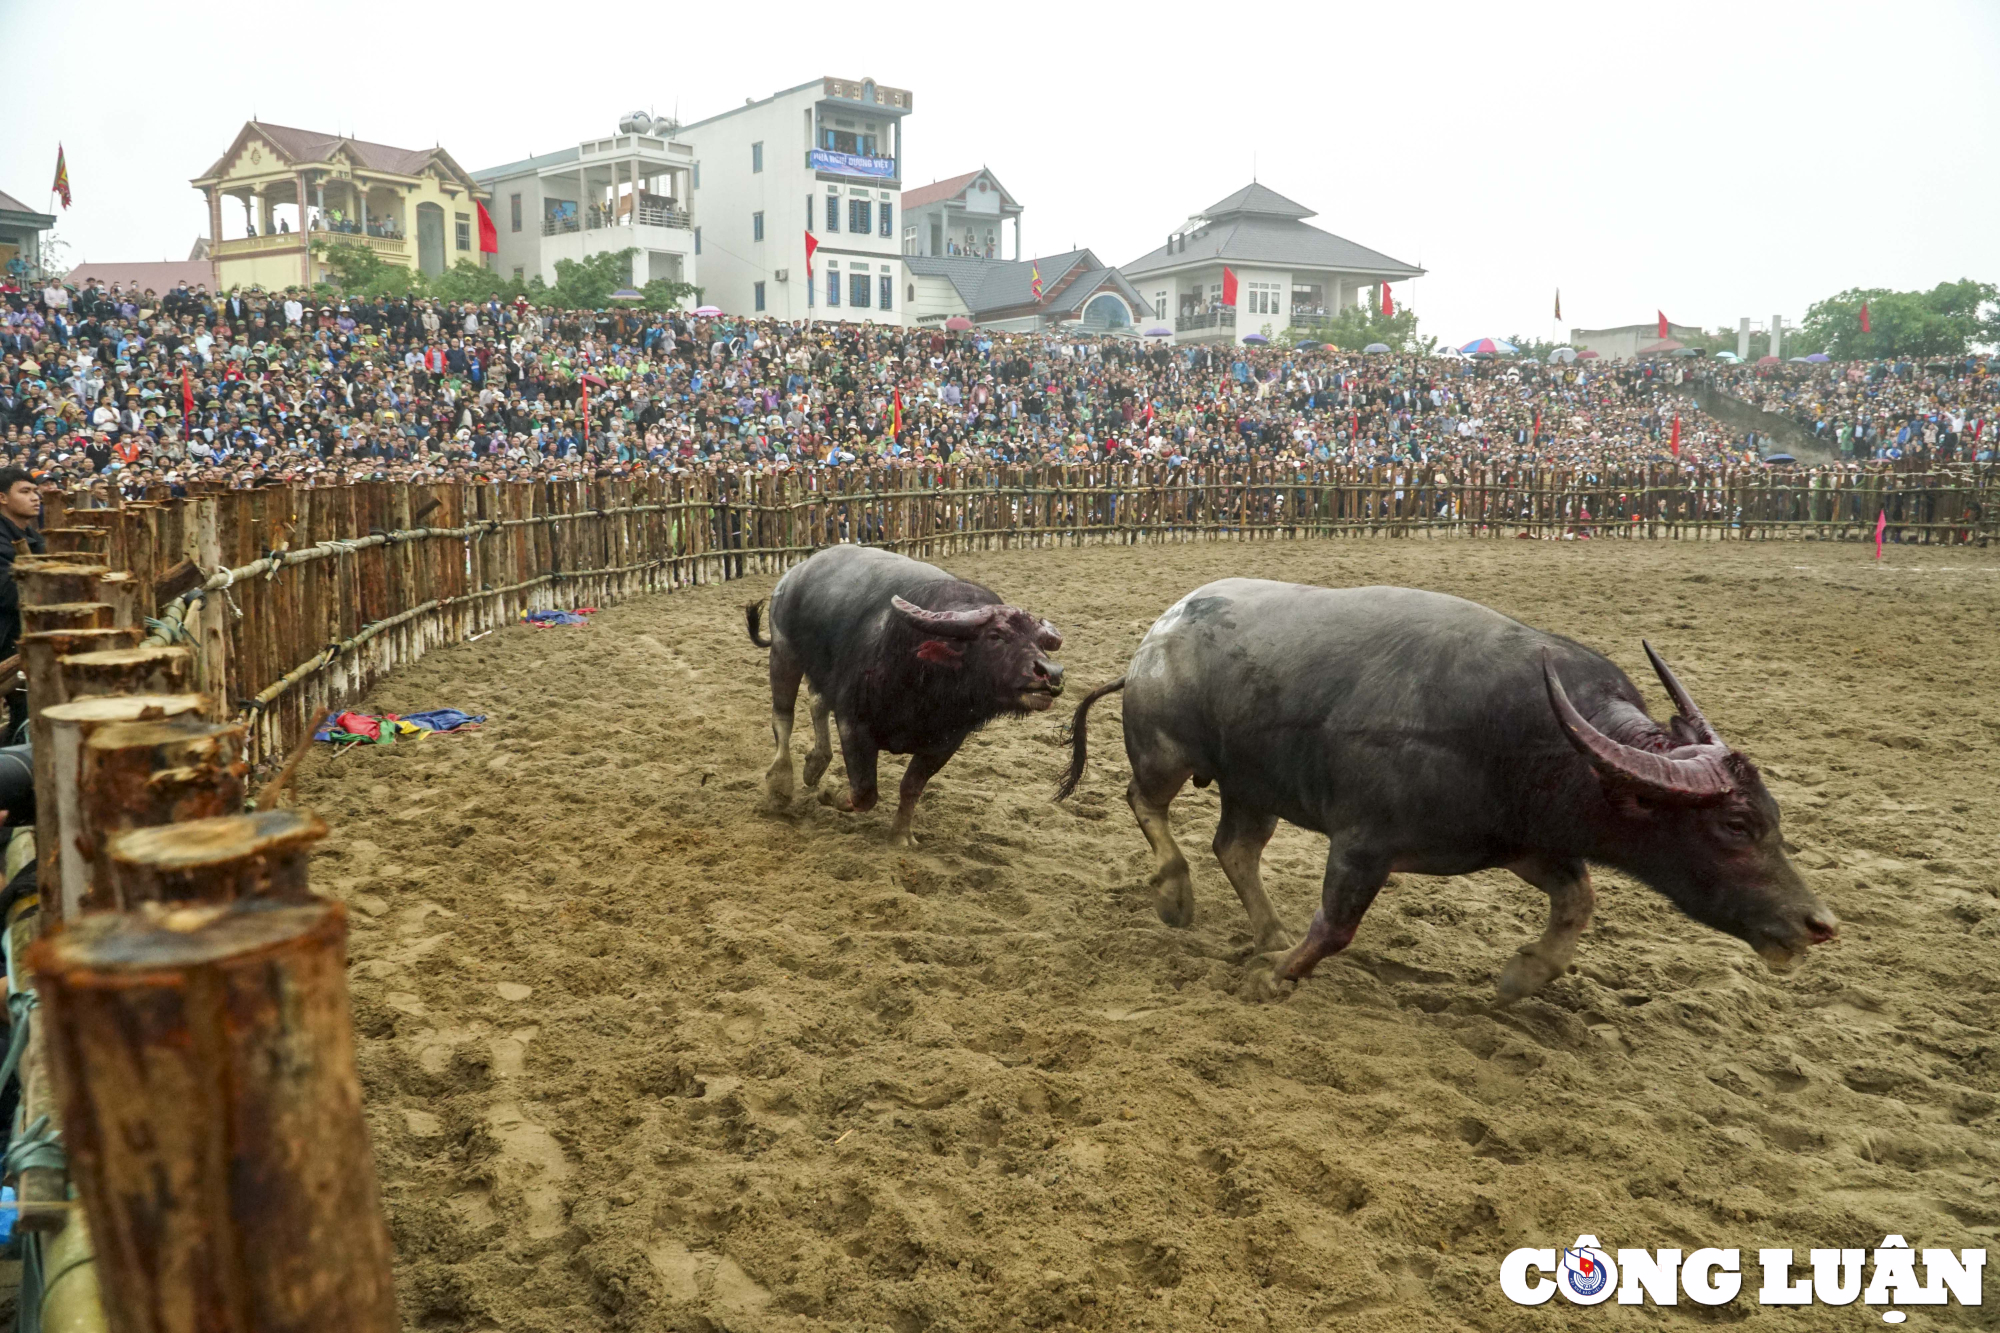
[1121,183,1424,346]
[472,114,698,293]
[678,76,910,324]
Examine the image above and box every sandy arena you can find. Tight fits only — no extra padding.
[295,537,2000,1333]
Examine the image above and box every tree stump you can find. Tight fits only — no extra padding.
[39,695,217,923]
[22,629,148,908]
[108,810,324,907]
[96,571,140,631]
[40,528,109,557]
[55,646,193,701]
[29,895,398,1333]
[22,602,115,635]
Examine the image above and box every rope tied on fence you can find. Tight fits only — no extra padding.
[142,615,195,645]
[2,1115,64,1179]
[0,987,38,1089]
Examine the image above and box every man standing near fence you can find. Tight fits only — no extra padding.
[0,467,46,742]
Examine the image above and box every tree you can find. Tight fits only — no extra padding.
[538,248,635,310]
[428,258,523,305]
[639,277,699,311]
[1280,290,1424,352]
[1800,280,1998,361]
[309,239,419,297]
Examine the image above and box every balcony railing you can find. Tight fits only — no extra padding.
[1175,310,1237,332]
[214,232,307,255]
[544,206,692,237]
[1289,311,1334,328]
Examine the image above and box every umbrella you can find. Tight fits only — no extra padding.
[1144,326,1172,338]
[1459,337,1518,355]
[608,287,644,302]
[1295,340,1325,351]
[1576,350,1601,359]
[944,316,973,331]
[1668,347,1700,357]
[1715,351,1741,363]
[1548,347,1577,364]
[693,305,722,316]
[1804,353,1830,363]
[1363,342,1391,354]
[1755,356,1781,365]
[1788,356,1812,363]
[1762,453,1797,464]
[1241,333,1270,344]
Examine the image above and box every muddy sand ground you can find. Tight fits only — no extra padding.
[297,536,2000,1332]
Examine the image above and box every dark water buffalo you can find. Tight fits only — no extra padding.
[748,546,1065,845]
[1058,580,1837,999]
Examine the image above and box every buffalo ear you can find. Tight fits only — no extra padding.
[915,639,964,667]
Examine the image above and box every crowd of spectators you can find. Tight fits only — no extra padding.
[3,276,1993,502]
[1701,356,1997,462]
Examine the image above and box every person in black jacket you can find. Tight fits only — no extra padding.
[0,466,45,741]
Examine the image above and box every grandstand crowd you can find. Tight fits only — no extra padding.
[2,276,1995,498]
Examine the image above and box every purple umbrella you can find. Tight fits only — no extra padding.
[1241,333,1270,345]
[1805,353,1831,363]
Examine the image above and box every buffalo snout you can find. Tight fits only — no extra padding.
[1035,659,1066,695]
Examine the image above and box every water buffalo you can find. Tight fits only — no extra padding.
[748,546,1065,845]
[1058,580,1837,999]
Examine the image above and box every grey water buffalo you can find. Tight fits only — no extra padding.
[747,545,1065,845]
[1057,580,1837,999]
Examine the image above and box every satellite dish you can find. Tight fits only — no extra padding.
[618,111,652,134]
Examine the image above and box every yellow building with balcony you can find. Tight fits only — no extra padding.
[193,120,489,292]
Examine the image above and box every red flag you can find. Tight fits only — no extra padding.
[51,145,71,209]
[1533,407,1541,442]
[581,381,590,447]
[476,201,499,254]
[181,367,194,427]
[1221,267,1238,305]
[1381,284,1394,317]
[1859,301,1871,334]
[1030,261,1042,300]
[1657,310,1669,339]
[804,231,819,279]
[1874,509,1887,559]
[891,390,902,437]
[1670,414,1681,458]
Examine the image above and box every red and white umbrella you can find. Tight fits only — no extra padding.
[694,305,722,316]
[944,316,973,331]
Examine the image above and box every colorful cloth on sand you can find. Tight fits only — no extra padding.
[315,710,487,744]
[521,607,598,627]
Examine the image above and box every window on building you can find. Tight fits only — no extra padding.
[879,275,892,311]
[1247,281,1281,315]
[850,272,872,308]
[902,224,916,255]
[1156,292,1167,320]
[753,211,764,242]
[826,267,840,306]
[692,163,701,189]
[694,227,702,255]
[454,215,471,251]
[907,282,915,302]
[879,202,893,239]
[754,281,766,312]
[825,195,840,232]
[513,266,525,282]
[848,198,872,234]
[806,196,814,233]
[509,194,522,233]
[751,141,763,173]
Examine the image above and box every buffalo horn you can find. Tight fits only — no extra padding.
[1036,619,1063,651]
[891,596,996,639]
[1542,651,1734,801]
[1643,640,1722,747]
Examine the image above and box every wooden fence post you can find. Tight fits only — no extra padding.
[29,888,398,1333]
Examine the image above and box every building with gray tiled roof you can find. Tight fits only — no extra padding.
[905,247,1151,334]
[1120,182,1423,345]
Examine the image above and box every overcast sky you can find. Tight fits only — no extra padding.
[5,0,1996,344]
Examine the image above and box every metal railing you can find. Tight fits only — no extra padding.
[1176,310,1237,332]
[544,207,693,237]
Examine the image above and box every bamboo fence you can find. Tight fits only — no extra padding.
[24,461,1983,766]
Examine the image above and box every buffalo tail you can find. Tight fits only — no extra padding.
[745,600,772,648]
[1054,676,1126,801]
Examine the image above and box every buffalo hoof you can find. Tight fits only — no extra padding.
[1495,947,1565,1003]
[888,829,917,849]
[1241,951,1302,1003]
[802,750,831,788]
[1150,867,1194,929]
[764,768,795,806]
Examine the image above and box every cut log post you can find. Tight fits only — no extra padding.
[40,528,109,558]
[22,602,115,635]
[29,893,398,1333]
[84,718,248,911]
[55,646,193,701]
[22,628,146,910]
[15,562,110,609]
[108,810,323,907]
[40,695,214,924]
[96,571,139,631]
